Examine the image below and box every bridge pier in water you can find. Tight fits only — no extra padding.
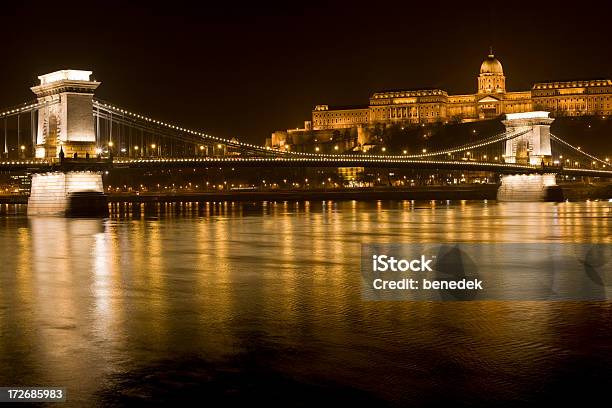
[27,70,108,216]
[497,174,563,202]
[28,171,107,216]
[497,111,562,201]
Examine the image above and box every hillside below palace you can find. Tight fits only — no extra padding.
[267,49,612,152]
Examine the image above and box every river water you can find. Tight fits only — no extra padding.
[0,200,611,406]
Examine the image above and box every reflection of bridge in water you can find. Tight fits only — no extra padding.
[0,69,610,214]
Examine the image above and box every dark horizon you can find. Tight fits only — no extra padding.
[1,0,611,144]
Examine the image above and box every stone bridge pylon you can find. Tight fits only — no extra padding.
[497,111,561,201]
[502,111,553,165]
[28,70,106,216]
[31,69,100,159]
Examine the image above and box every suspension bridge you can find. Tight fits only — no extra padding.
[0,69,610,214]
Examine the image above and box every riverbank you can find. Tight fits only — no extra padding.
[0,185,496,204]
[106,185,498,203]
[558,182,612,201]
[1,183,610,205]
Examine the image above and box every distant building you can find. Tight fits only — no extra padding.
[268,49,612,151]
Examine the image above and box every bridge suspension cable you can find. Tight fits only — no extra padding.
[550,133,609,166]
[0,99,57,118]
[376,129,529,159]
[93,99,283,155]
[93,99,533,160]
[93,108,220,148]
[292,128,529,160]
[3,95,597,165]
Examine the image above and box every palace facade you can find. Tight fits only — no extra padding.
[268,50,612,151]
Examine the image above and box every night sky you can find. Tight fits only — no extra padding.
[0,0,611,144]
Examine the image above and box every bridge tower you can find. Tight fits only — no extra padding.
[497,111,561,201]
[28,70,106,216]
[31,70,100,159]
[502,111,553,165]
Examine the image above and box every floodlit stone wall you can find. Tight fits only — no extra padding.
[28,172,104,215]
[497,174,557,202]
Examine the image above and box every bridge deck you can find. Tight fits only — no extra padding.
[0,157,610,178]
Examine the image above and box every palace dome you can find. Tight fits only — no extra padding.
[480,52,503,75]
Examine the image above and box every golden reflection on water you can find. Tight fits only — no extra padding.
[0,200,610,405]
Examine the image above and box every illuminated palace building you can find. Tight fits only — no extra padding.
[268,50,612,151]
